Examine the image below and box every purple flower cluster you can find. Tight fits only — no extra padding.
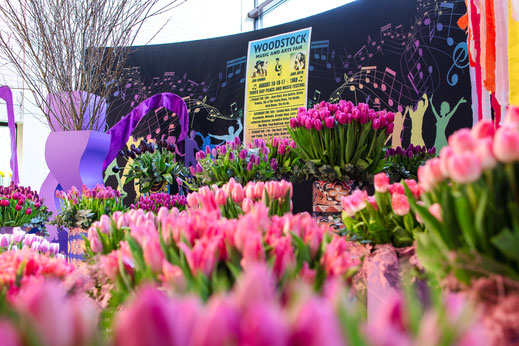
[118,139,177,160]
[56,184,121,204]
[289,100,395,134]
[385,144,436,159]
[132,193,187,212]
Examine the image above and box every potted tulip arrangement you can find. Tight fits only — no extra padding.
[119,139,189,194]
[288,100,393,224]
[0,183,51,235]
[248,137,304,181]
[384,145,436,182]
[53,184,127,266]
[182,137,276,189]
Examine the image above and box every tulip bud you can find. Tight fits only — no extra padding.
[0,235,9,248]
[232,185,245,204]
[215,189,228,207]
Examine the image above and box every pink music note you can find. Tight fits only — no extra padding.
[382,67,397,106]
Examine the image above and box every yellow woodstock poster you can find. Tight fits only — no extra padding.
[244,28,312,143]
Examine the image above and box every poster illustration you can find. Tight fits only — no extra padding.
[244,28,312,143]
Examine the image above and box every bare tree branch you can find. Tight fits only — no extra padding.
[0,0,186,131]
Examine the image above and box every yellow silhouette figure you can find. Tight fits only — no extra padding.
[386,108,408,148]
[408,94,428,147]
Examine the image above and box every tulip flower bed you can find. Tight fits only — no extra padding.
[85,203,364,300]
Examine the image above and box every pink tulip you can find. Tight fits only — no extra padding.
[0,319,21,346]
[418,158,444,191]
[439,146,454,177]
[389,182,405,195]
[374,173,390,193]
[324,116,335,128]
[272,236,295,278]
[367,196,379,210]
[244,183,256,200]
[142,235,164,273]
[254,182,265,200]
[240,303,289,346]
[471,120,495,139]
[365,292,412,346]
[428,203,443,222]
[240,232,265,269]
[234,264,275,310]
[392,193,410,216]
[242,198,253,213]
[215,189,228,206]
[341,189,367,217]
[321,235,361,276]
[291,298,344,346]
[493,125,519,163]
[232,184,245,204]
[187,192,199,209]
[14,280,75,346]
[192,297,240,346]
[12,229,25,244]
[115,286,185,346]
[447,152,482,184]
[448,128,476,154]
[474,138,497,170]
[88,228,103,254]
[198,186,218,211]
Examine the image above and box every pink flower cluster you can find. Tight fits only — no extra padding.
[342,174,422,217]
[114,265,348,346]
[0,250,73,298]
[89,202,361,284]
[0,182,44,207]
[0,280,98,346]
[131,192,187,212]
[418,110,519,191]
[0,227,60,255]
[186,179,292,214]
[56,184,121,202]
[289,100,395,134]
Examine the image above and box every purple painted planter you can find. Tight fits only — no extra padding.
[39,92,110,246]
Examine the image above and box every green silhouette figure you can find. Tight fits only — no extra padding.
[431,95,467,151]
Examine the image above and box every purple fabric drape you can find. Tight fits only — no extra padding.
[0,86,19,184]
[103,93,189,171]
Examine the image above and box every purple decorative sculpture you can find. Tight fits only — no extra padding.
[0,86,19,184]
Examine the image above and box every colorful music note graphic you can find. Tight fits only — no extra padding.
[446,42,469,86]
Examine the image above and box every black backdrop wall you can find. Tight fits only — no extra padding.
[105,0,470,204]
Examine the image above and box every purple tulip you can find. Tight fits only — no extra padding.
[395,146,403,155]
[189,166,196,176]
[314,119,323,131]
[407,150,414,159]
[372,118,381,130]
[304,118,314,130]
[385,122,395,134]
[234,136,241,146]
[229,151,235,161]
[270,158,279,170]
[278,144,286,156]
[352,109,360,120]
[247,161,253,171]
[0,235,9,248]
[255,156,261,166]
[196,164,203,173]
[386,112,395,123]
[272,137,279,147]
[239,149,248,160]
